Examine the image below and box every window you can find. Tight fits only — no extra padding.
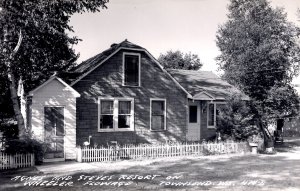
[208,103,215,127]
[99,100,114,129]
[207,102,224,128]
[118,101,131,128]
[98,98,134,132]
[44,107,64,154]
[150,99,166,131]
[189,106,198,123]
[44,107,64,137]
[123,53,140,86]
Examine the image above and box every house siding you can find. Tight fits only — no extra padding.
[200,107,216,140]
[30,79,78,160]
[73,50,188,146]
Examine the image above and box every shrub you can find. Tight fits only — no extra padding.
[4,138,46,165]
[217,94,260,141]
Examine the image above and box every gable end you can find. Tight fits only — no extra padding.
[71,47,191,97]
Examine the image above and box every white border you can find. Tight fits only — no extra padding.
[122,52,141,87]
[150,98,167,131]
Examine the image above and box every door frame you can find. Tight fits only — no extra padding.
[187,101,201,141]
[43,105,66,162]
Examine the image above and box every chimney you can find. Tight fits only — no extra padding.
[110,43,117,48]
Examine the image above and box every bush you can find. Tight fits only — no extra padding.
[217,94,260,141]
[4,138,46,165]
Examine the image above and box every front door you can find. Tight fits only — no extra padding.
[187,102,201,141]
[44,107,64,159]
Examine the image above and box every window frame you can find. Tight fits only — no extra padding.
[98,97,134,132]
[207,102,226,129]
[98,98,114,131]
[207,103,216,129]
[150,98,167,131]
[118,100,133,129]
[122,52,141,87]
[43,106,65,153]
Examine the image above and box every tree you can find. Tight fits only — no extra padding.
[158,50,203,70]
[216,0,300,132]
[0,0,108,139]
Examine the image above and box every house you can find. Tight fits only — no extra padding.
[26,40,244,161]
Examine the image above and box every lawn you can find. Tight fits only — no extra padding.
[1,139,300,191]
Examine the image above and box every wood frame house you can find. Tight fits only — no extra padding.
[27,40,245,161]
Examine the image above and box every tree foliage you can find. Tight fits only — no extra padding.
[158,50,203,70]
[216,0,300,121]
[0,0,108,92]
[0,0,108,137]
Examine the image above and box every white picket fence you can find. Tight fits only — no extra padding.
[77,141,249,162]
[0,152,35,170]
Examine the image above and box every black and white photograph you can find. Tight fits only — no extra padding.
[0,0,300,190]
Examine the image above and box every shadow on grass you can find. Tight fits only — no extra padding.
[1,146,300,190]
[275,137,300,153]
[59,152,300,191]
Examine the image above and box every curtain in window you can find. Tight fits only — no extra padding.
[100,100,114,129]
[118,101,131,128]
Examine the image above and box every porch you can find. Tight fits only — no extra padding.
[186,99,225,141]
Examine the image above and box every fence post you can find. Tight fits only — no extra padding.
[9,155,15,169]
[77,147,82,162]
[31,153,35,166]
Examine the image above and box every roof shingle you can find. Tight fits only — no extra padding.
[53,40,247,101]
[72,39,144,74]
[167,69,246,100]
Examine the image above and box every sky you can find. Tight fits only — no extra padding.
[70,0,300,83]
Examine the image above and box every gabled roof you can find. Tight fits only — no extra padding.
[69,40,191,96]
[28,40,247,101]
[193,91,215,100]
[72,40,144,74]
[28,75,80,97]
[167,69,248,100]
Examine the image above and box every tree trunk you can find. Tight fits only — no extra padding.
[257,119,274,148]
[3,27,27,139]
[7,67,27,139]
